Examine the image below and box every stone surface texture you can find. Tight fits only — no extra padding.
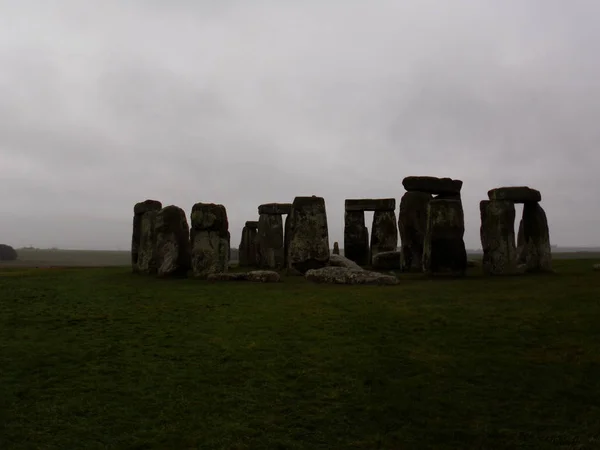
[345,198,396,212]
[344,210,369,266]
[190,203,229,278]
[398,191,431,272]
[155,205,191,277]
[520,203,553,272]
[479,200,518,275]
[488,186,541,203]
[370,211,398,264]
[305,266,398,285]
[132,199,162,272]
[257,213,284,269]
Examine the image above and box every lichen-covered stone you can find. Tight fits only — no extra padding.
[132,199,162,273]
[329,254,363,270]
[257,213,284,269]
[403,176,462,195]
[488,186,541,203]
[422,199,467,276]
[370,210,398,264]
[247,270,281,283]
[287,196,330,274]
[344,210,369,266]
[520,203,552,272]
[305,266,398,285]
[154,205,191,277]
[332,242,340,255]
[137,210,160,275]
[190,203,229,278]
[239,225,258,267]
[480,200,518,275]
[345,198,396,212]
[398,191,431,272]
[372,251,401,270]
[258,203,292,215]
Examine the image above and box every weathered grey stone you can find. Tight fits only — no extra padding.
[190,203,229,278]
[516,218,525,263]
[258,203,292,215]
[344,210,369,266]
[520,203,552,272]
[479,200,518,275]
[345,198,396,212]
[245,221,259,228]
[239,225,258,267]
[287,196,330,274]
[137,210,160,275]
[398,191,431,272]
[488,186,541,203]
[333,242,340,255]
[329,254,363,270]
[132,199,162,273]
[257,213,284,269]
[372,251,401,270]
[247,270,281,283]
[422,199,467,276]
[403,176,463,195]
[207,272,249,282]
[154,206,191,277]
[370,210,398,264]
[305,266,398,285]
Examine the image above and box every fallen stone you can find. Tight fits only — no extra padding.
[207,272,249,282]
[398,191,431,272]
[345,198,396,212]
[403,176,463,195]
[132,199,162,273]
[329,254,364,270]
[372,251,401,270]
[257,213,284,269]
[370,210,398,264]
[332,242,340,255]
[422,199,467,276]
[520,203,553,272]
[137,209,160,275]
[239,224,258,267]
[190,203,229,278]
[488,186,541,203]
[287,196,330,273]
[258,203,293,215]
[247,270,281,283]
[305,266,398,285]
[344,210,369,266]
[155,205,191,277]
[480,200,518,275]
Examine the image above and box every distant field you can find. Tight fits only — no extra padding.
[2,248,599,268]
[1,259,599,449]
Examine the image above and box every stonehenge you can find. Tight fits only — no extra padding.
[155,205,191,277]
[398,191,431,271]
[238,221,258,267]
[256,203,292,270]
[480,186,552,274]
[132,199,162,273]
[343,198,398,266]
[190,203,230,278]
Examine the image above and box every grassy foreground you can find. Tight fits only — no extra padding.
[1,260,600,449]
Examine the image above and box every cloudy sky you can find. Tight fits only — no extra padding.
[1,0,598,250]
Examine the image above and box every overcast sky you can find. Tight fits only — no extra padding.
[1,0,599,250]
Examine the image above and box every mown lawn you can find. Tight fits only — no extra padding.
[1,260,600,449]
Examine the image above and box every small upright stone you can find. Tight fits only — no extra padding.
[287,196,330,274]
[479,200,517,275]
[344,210,369,266]
[370,210,398,264]
[333,242,340,255]
[155,205,191,277]
[520,203,552,272]
[132,199,162,273]
[257,213,284,269]
[190,203,229,278]
[488,186,541,203]
[403,176,462,195]
[398,191,431,271]
[422,199,467,276]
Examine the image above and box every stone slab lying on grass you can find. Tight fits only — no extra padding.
[247,270,281,282]
[305,266,398,285]
[207,273,249,282]
[328,254,364,270]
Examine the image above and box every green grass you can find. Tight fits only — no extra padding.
[1,260,600,449]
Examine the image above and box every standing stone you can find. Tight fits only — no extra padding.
[516,218,525,263]
[257,213,284,269]
[479,200,518,275]
[284,214,292,268]
[370,210,398,264]
[155,205,191,277]
[333,242,340,255]
[190,203,229,278]
[422,199,467,276]
[287,196,330,274]
[239,221,259,267]
[398,191,431,272]
[132,200,162,273]
[137,209,160,275]
[344,210,369,266]
[520,203,552,272]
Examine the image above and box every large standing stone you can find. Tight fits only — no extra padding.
[516,218,525,263]
[370,210,398,264]
[137,209,160,275]
[155,205,191,277]
[479,200,518,275]
[344,210,369,266]
[190,203,229,278]
[239,221,259,267]
[422,199,467,276]
[287,196,330,274]
[398,191,431,272]
[403,176,462,195]
[520,203,552,272]
[257,213,284,269]
[132,199,162,273]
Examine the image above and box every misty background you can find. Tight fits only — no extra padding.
[1,1,599,251]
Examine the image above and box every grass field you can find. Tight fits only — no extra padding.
[1,260,600,449]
